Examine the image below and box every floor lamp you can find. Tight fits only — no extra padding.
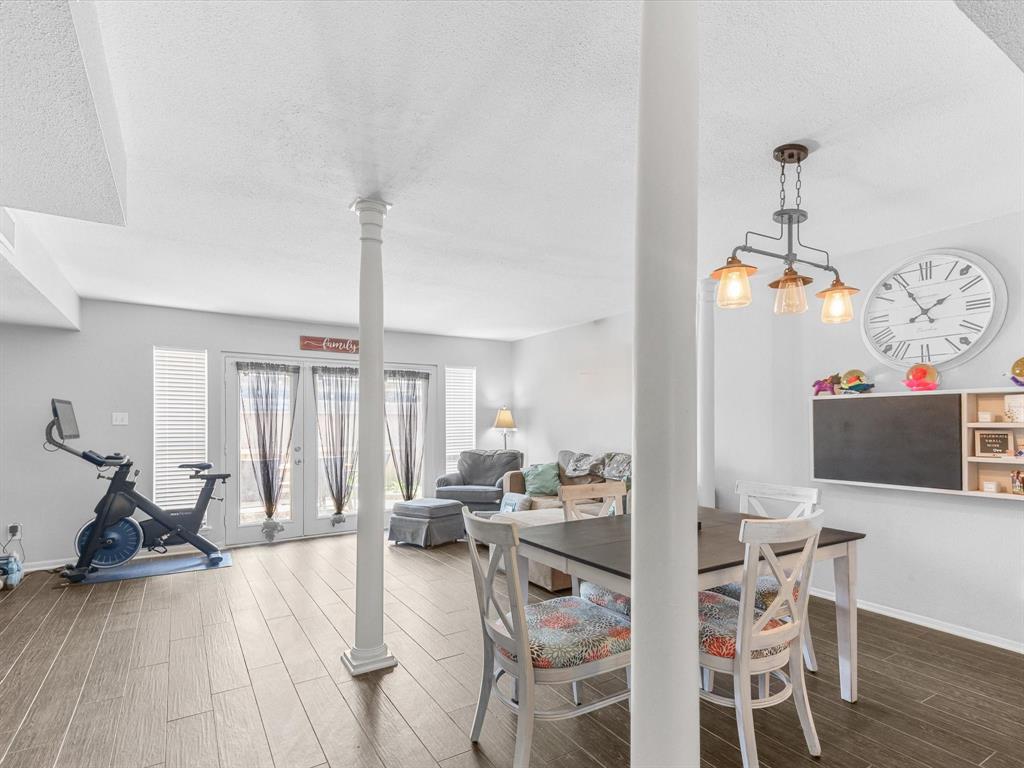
[493,406,516,450]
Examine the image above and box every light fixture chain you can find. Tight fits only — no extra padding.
[779,162,786,209]
[795,161,802,210]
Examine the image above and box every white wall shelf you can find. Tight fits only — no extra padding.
[811,387,1024,501]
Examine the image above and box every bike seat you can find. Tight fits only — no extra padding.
[179,462,213,471]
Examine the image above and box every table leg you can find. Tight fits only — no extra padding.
[833,542,858,703]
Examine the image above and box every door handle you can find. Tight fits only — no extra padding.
[295,458,303,465]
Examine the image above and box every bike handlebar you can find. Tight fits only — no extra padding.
[45,419,127,467]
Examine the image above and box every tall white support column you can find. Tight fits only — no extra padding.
[697,278,716,508]
[342,197,397,677]
[631,2,700,766]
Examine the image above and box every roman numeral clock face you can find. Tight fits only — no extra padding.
[861,251,1007,370]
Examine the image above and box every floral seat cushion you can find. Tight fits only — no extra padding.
[579,581,631,618]
[707,576,798,612]
[494,596,631,669]
[698,591,787,660]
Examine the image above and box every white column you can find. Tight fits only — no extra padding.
[697,278,716,508]
[342,197,397,677]
[631,2,700,766]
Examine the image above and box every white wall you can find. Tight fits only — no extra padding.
[715,211,1024,648]
[511,313,633,464]
[0,300,513,566]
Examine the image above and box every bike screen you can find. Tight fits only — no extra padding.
[52,399,80,440]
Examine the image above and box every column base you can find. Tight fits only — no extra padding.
[342,643,397,676]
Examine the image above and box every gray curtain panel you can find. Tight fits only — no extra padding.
[312,365,359,520]
[385,370,430,501]
[237,361,300,519]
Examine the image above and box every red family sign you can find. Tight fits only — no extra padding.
[300,336,360,354]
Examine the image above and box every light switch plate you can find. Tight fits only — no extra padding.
[112,412,129,426]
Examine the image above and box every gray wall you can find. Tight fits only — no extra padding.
[0,300,514,566]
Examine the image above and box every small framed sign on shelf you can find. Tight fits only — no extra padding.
[974,429,1016,458]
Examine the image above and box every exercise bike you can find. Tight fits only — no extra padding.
[45,398,230,583]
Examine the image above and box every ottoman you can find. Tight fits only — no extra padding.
[388,498,465,547]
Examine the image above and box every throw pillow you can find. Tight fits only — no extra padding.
[564,451,599,478]
[523,462,560,496]
[499,493,532,513]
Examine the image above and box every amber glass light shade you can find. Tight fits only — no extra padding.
[710,255,757,308]
[769,266,811,315]
[816,278,859,324]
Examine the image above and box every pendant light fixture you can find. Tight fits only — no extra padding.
[709,143,858,323]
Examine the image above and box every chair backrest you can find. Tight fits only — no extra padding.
[736,480,819,519]
[462,509,532,667]
[459,450,524,486]
[734,511,823,664]
[558,481,628,521]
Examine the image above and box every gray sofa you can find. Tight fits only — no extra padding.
[435,449,523,514]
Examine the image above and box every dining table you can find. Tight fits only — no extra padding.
[514,506,866,703]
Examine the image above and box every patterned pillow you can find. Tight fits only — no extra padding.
[499,493,532,513]
[564,452,600,478]
[601,452,632,482]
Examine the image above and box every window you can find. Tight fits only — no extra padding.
[445,366,476,472]
[153,347,208,507]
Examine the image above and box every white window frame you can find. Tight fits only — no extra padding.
[445,366,477,473]
[153,347,209,508]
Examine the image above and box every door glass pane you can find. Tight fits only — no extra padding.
[312,366,359,519]
[238,366,297,526]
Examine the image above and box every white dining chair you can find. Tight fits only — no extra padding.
[698,512,824,768]
[706,481,822,674]
[463,510,632,768]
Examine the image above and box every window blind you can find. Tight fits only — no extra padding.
[153,347,208,507]
[445,367,476,472]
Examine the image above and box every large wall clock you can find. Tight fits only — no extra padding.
[861,249,1007,371]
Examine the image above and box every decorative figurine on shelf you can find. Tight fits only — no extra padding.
[1011,470,1024,496]
[813,373,841,396]
[903,363,939,391]
[1010,356,1024,387]
[839,369,874,394]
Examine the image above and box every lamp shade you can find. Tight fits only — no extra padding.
[816,277,859,324]
[493,407,516,430]
[710,255,757,309]
[769,266,811,315]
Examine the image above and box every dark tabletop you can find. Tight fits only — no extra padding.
[516,507,866,580]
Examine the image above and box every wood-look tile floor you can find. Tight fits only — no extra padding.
[1,535,1021,768]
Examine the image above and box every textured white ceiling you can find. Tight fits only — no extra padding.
[9,0,1024,340]
[0,0,126,225]
[957,0,1024,72]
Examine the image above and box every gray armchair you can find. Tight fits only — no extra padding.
[435,449,523,515]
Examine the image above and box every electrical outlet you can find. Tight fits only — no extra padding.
[112,412,129,426]
[8,523,22,540]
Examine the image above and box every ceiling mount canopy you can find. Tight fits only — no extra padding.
[709,143,859,323]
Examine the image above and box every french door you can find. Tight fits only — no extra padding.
[224,355,435,546]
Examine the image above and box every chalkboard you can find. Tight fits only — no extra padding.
[812,394,962,490]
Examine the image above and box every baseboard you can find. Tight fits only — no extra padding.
[23,546,185,573]
[23,526,361,573]
[810,587,1023,654]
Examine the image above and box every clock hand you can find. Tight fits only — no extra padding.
[898,282,926,311]
[918,294,951,324]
